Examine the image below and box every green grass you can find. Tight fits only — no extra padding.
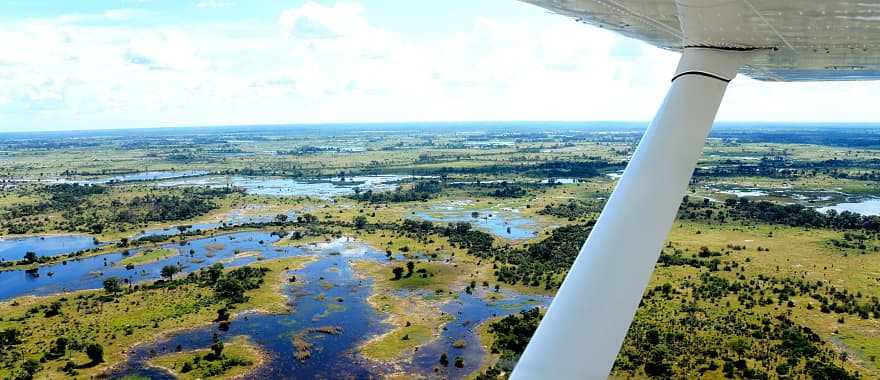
[118,247,180,267]
[146,335,264,379]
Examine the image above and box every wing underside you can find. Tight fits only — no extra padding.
[523,0,880,81]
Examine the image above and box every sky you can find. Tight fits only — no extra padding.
[0,0,878,132]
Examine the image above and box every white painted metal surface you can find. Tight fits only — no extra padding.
[522,0,880,81]
[510,47,751,380]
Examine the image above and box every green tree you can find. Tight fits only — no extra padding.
[48,337,68,358]
[392,267,404,280]
[211,341,224,359]
[216,307,230,321]
[23,251,38,263]
[353,215,368,229]
[161,265,180,281]
[85,342,104,363]
[406,261,415,277]
[102,277,122,294]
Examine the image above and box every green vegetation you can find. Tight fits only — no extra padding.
[1,184,234,236]
[353,260,456,362]
[118,248,180,267]
[0,256,312,379]
[474,308,543,380]
[351,180,443,203]
[3,125,880,379]
[147,335,263,379]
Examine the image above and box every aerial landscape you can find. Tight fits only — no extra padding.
[0,122,877,379]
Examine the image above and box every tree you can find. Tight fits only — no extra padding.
[85,342,104,363]
[103,277,122,294]
[44,301,62,317]
[18,359,40,379]
[202,263,223,284]
[211,341,224,359]
[161,265,180,281]
[275,214,289,223]
[392,267,404,280]
[354,215,368,229]
[49,337,68,358]
[299,213,318,224]
[23,251,38,263]
[406,261,415,277]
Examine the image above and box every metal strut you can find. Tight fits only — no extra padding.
[510,47,752,379]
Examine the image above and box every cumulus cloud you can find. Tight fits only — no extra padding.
[279,2,371,39]
[0,1,877,131]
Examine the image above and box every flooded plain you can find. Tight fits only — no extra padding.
[155,175,413,198]
[817,198,880,216]
[0,233,550,379]
[414,206,539,240]
[0,235,98,262]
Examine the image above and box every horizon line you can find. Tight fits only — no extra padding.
[4,120,880,134]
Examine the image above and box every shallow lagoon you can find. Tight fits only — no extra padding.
[91,170,210,184]
[408,289,549,378]
[0,235,98,262]
[102,238,549,379]
[1,232,552,378]
[817,198,880,216]
[414,208,539,239]
[109,240,391,379]
[706,184,848,204]
[133,211,298,239]
[156,175,412,198]
[0,231,289,300]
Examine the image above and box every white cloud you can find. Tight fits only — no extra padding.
[55,9,149,24]
[279,2,371,39]
[196,1,234,9]
[0,2,878,132]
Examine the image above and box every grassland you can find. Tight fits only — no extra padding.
[352,260,457,362]
[146,335,265,379]
[119,248,180,267]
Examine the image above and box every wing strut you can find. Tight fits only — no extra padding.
[511,47,752,379]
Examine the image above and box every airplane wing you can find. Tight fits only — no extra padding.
[521,0,880,81]
[511,1,880,379]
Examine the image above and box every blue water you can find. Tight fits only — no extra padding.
[109,241,393,379]
[133,211,297,240]
[408,289,550,379]
[156,175,412,198]
[0,231,291,300]
[414,209,538,239]
[0,232,552,378]
[818,198,880,216]
[0,235,98,262]
[85,170,209,184]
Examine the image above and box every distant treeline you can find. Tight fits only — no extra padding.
[1,184,234,235]
[680,196,880,232]
[351,180,443,203]
[694,157,880,180]
[407,160,621,178]
[711,129,880,148]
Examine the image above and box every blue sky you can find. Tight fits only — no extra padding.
[0,0,878,132]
